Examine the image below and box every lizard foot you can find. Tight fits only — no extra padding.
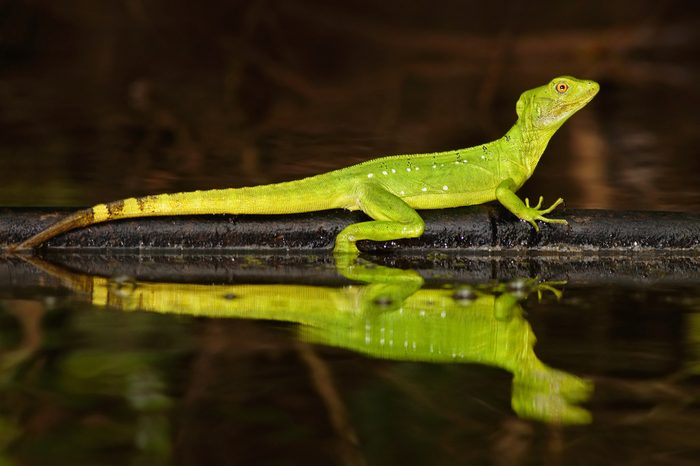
[332,236,360,260]
[521,196,568,231]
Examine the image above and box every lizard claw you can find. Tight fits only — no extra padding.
[525,196,544,210]
[539,197,564,215]
[333,236,360,259]
[521,197,567,230]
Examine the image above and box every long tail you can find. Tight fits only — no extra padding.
[9,174,351,251]
[9,191,199,250]
[9,207,98,251]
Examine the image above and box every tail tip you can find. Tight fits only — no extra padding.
[5,240,35,254]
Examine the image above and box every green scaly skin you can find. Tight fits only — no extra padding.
[9,76,599,256]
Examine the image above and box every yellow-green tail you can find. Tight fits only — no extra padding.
[9,207,99,251]
[8,196,185,250]
[10,173,350,251]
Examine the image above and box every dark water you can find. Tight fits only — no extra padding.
[1,2,700,465]
[1,254,699,465]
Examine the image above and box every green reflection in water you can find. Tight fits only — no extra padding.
[0,284,176,465]
[27,256,592,425]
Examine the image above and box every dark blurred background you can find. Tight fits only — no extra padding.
[0,0,699,210]
[2,3,700,465]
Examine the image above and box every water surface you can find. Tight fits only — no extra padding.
[1,254,698,465]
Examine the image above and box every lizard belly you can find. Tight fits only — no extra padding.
[404,189,496,210]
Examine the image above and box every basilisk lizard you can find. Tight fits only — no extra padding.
[9,76,599,255]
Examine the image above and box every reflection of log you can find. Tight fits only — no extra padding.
[4,250,700,288]
[1,206,698,253]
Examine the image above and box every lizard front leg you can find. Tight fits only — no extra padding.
[333,182,425,257]
[495,179,567,231]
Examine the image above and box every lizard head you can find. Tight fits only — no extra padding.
[516,76,599,130]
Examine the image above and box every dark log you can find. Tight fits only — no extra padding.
[1,206,699,253]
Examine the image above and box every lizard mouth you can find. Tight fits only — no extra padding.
[555,84,599,118]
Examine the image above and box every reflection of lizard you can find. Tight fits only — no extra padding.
[23,255,592,424]
[9,77,598,256]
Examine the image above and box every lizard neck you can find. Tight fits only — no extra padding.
[504,118,558,176]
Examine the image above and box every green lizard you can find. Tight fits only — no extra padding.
[9,76,598,255]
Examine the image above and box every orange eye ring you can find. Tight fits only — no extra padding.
[555,82,569,94]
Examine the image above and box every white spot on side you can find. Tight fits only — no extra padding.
[391,168,396,173]
[463,160,469,164]
[406,167,411,172]
[481,155,486,160]
[367,173,374,178]
[442,185,449,191]
[421,187,427,192]
[441,310,446,318]
[432,164,437,169]
[400,191,405,196]
[415,166,420,171]
[382,170,388,175]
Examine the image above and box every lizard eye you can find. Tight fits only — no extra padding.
[555,82,569,94]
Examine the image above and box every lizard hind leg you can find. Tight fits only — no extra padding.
[333,182,425,257]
